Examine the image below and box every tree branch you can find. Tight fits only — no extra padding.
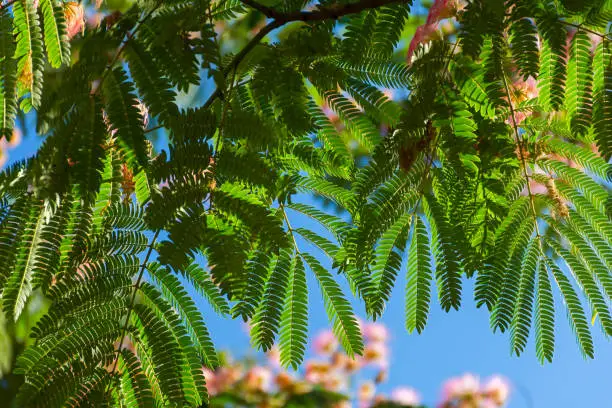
[239,0,281,18]
[202,0,410,109]
[560,21,611,40]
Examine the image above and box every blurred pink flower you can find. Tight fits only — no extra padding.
[407,0,463,63]
[305,360,332,384]
[363,322,389,343]
[391,386,421,406]
[203,368,219,396]
[266,346,282,369]
[275,371,295,391]
[214,365,244,393]
[358,381,376,406]
[363,341,389,368]
[515,76,538,100]
[442,373,480,401]
[426,0,457,24]
[588,32,602,52]
[314,330,339,355]
[64,2,85,39]
[482,375,510,406]
[244,366,272,392]
[323,369,348,392]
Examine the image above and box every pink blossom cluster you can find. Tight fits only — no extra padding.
[0,128,22,169]
[407,0,466,63]
[203,321,511,408]
[439,374,510,408]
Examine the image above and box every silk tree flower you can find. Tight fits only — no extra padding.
[214,365,244,392]
[482,375,510,406]
[64,2,85,39]
[330,351,363,373]
[266,346,282,369]
[363,340,389,369]
[358,381,376,407]
[363,322,389,343]
[441,373,480,402]
[0,128,21,169]
[323,369,349,392]
[244,366,273,392]
[202,368,219,396]
[135,100,150,128]
[407,0,464,63]
[391,386,421,406]
[305,360,332,384]
[314,330,339,355]
[275,371,295,391]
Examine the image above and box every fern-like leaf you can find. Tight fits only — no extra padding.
[405,215,432,334]
[279,255,308,369]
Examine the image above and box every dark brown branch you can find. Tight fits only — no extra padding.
[278,0,408,22]
[203,0,409,109]
[239,0,281,18]
[560,21,611,40]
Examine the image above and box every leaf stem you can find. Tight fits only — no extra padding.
[501,72,543,239]
[107,229,161,381]
[280,204,300,253]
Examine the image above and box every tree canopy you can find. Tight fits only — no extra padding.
[0,0,610,405]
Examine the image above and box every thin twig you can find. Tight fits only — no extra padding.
[501,72,543,239]
[94,2,162,95]
[144,124,163,134]
[560,21,611,40]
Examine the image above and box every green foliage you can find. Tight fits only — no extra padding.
[0,0,610,405]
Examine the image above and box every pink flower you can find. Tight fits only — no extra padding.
[322,369,348,392]
[213,365,244,393]
[363,322,389,343]
[203,368,218,396]
[441,373,480,402]
[135,100,149,128]
[407,24,438,63]
[266,346,282,369]
[391,386,421,406]
[314,330,339,355]
[391,387,421,405]
[358,381,376,406]
[244,366,272,392]
[275,371,295,390]
[426,0,457,25]
[515,76,538,100]
[482,375,510,406]
[363,341,389,369]
[64,2,85,39]
[407,0,464,64]
[305,360,332,384]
